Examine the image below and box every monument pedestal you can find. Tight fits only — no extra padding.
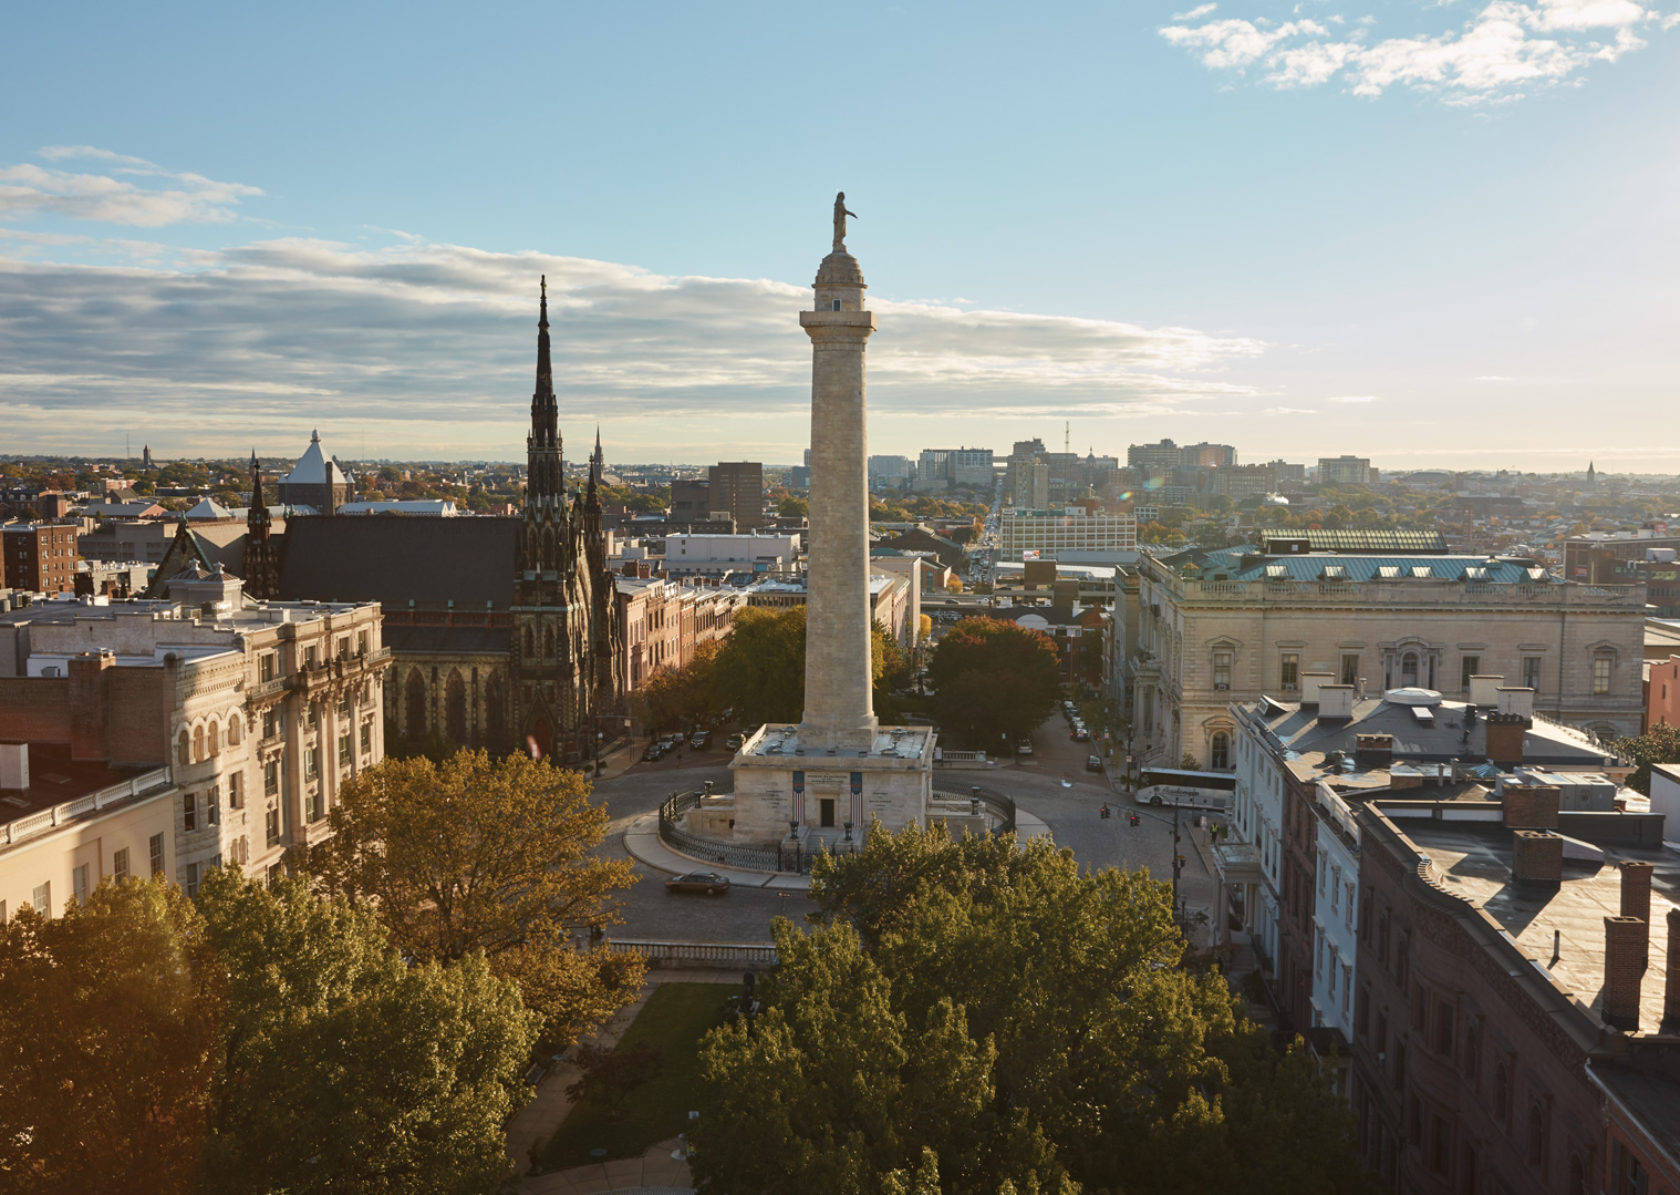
[729,723,934,847]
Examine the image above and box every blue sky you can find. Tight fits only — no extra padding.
[2,1,1676,469]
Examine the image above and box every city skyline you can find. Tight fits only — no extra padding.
[3,2,1677,468]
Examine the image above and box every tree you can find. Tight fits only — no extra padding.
[0,880,218,1192]
[928,618,1061,746]
[0,871,540,1194]
[195,867,538,1193]
[694,825,1369,1194]
[312,750,644,1052]
[1610,724,1680,794]
[711,604,908,727]
[778,495,810,519]
[631,639,722,731]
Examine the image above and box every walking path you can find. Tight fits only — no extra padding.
[507,969,739,1193]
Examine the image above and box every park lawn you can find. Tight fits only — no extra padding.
[536,980,737,1171]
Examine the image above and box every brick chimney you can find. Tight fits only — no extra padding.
[1512,830,1562,888]
[1355,733,1395,770]
[1604,915,1647,1031]
[1664,908,1680,1029]
[67,650,113,763]
[1503,783,1560,830]
[1621,860,1654,970]
[1486,712,1528,767]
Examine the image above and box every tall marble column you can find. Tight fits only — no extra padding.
[798,196,878,750]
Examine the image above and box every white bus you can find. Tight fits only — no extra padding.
[1133,767,1236,813]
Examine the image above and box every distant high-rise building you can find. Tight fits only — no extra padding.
[708,461,766,529]
[1127,438,1184,480]
[1,523,78,596]
[1180,441,1236,469]
[141,444,154,470]
[1317,455,1376,486]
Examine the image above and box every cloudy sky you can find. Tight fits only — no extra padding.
[2,1,1676,469]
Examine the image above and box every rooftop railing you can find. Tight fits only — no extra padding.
[2,766,173,847]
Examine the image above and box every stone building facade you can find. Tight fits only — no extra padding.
[1125,544,1646,769]
[0,567,387,913]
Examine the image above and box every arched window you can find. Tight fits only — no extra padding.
[227,717,242,746]
[1210,731,1231,770]
[207,720,220,756]
[1401,651,1420,687]
[192,725,205,762]
[177,730,191,766]
[1528,1103,1548,1169]
[486,678,506,749]
[405,671,427,742]
[446,671,467,744]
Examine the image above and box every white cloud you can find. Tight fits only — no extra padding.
[1326,394,1380,403]
[0,234,1269,456]
[0,147,262,226]
[1173,3,1220,20]
[1159,0,1674,101]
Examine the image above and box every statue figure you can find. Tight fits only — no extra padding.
[832,191,857,253]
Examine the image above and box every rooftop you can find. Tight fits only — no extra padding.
[1258,528,1446,553]
[739,723,933,766]
[1156,545,1555,584]
[0,742,163,836]
[1404,819,1678,1035]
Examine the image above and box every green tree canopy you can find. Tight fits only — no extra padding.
[693,826,1368,1195]
[710,604,909,727]
[1610,724,1680,794]
[0,870,538,1193]
[312,750,644,1053]
[928,617,1061,746]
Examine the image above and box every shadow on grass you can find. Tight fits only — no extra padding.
[535,981,736,1172]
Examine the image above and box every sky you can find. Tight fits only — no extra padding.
[1,1,1676,470]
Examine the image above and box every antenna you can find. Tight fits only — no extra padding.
[1063,421,1070,454]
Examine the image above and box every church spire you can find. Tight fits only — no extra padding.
[527,276,563,509]
[245,449,277,598]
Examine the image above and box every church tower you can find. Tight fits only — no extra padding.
[509,278,621,760]
[244,450,278,599]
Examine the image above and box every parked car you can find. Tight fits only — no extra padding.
[665,872,731,896]
[1070,727,1090,742]
[725,732,744,750]
[1015,739,1033,757]
[641,742,664,762]
[690,730,711,750]
[1086,754,1103,772]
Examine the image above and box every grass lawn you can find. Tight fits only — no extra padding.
[535,981,737,1172]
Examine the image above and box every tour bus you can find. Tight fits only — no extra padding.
[1132,767,1236,813]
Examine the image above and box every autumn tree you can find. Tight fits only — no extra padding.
[928,617,1061,746]
[312,749,644,1053]
[631,639,721,732]
[711,604,909,727]
[694,826,1369,1194]
[0,880,218,1192]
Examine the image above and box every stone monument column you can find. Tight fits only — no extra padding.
[798,195,878,750]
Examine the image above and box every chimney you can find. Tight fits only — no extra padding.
[1469,674,1504,708]
[1621,860,1654,969]
[1318,684,1356,721]
[0,742,28,791]
[1355,733,1395,770]
[1300,672,1332,706]
[1497,686,1536,722]
[1504,783,1560,830]
[1664,908,1680,1028]
[67,650,113,763]
[1485,712,1528,768]
[1604,915,1647,1031]
[1512,829,1562,888]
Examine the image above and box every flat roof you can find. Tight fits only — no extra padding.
[0,742,153,828]
[741,723,933,763]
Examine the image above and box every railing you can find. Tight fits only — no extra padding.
[2,766,173,846]
[657,791,796,872]
[605,938,779,969]
[933,786,1016,836]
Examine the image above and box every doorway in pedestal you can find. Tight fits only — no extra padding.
[819,798,836,828]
